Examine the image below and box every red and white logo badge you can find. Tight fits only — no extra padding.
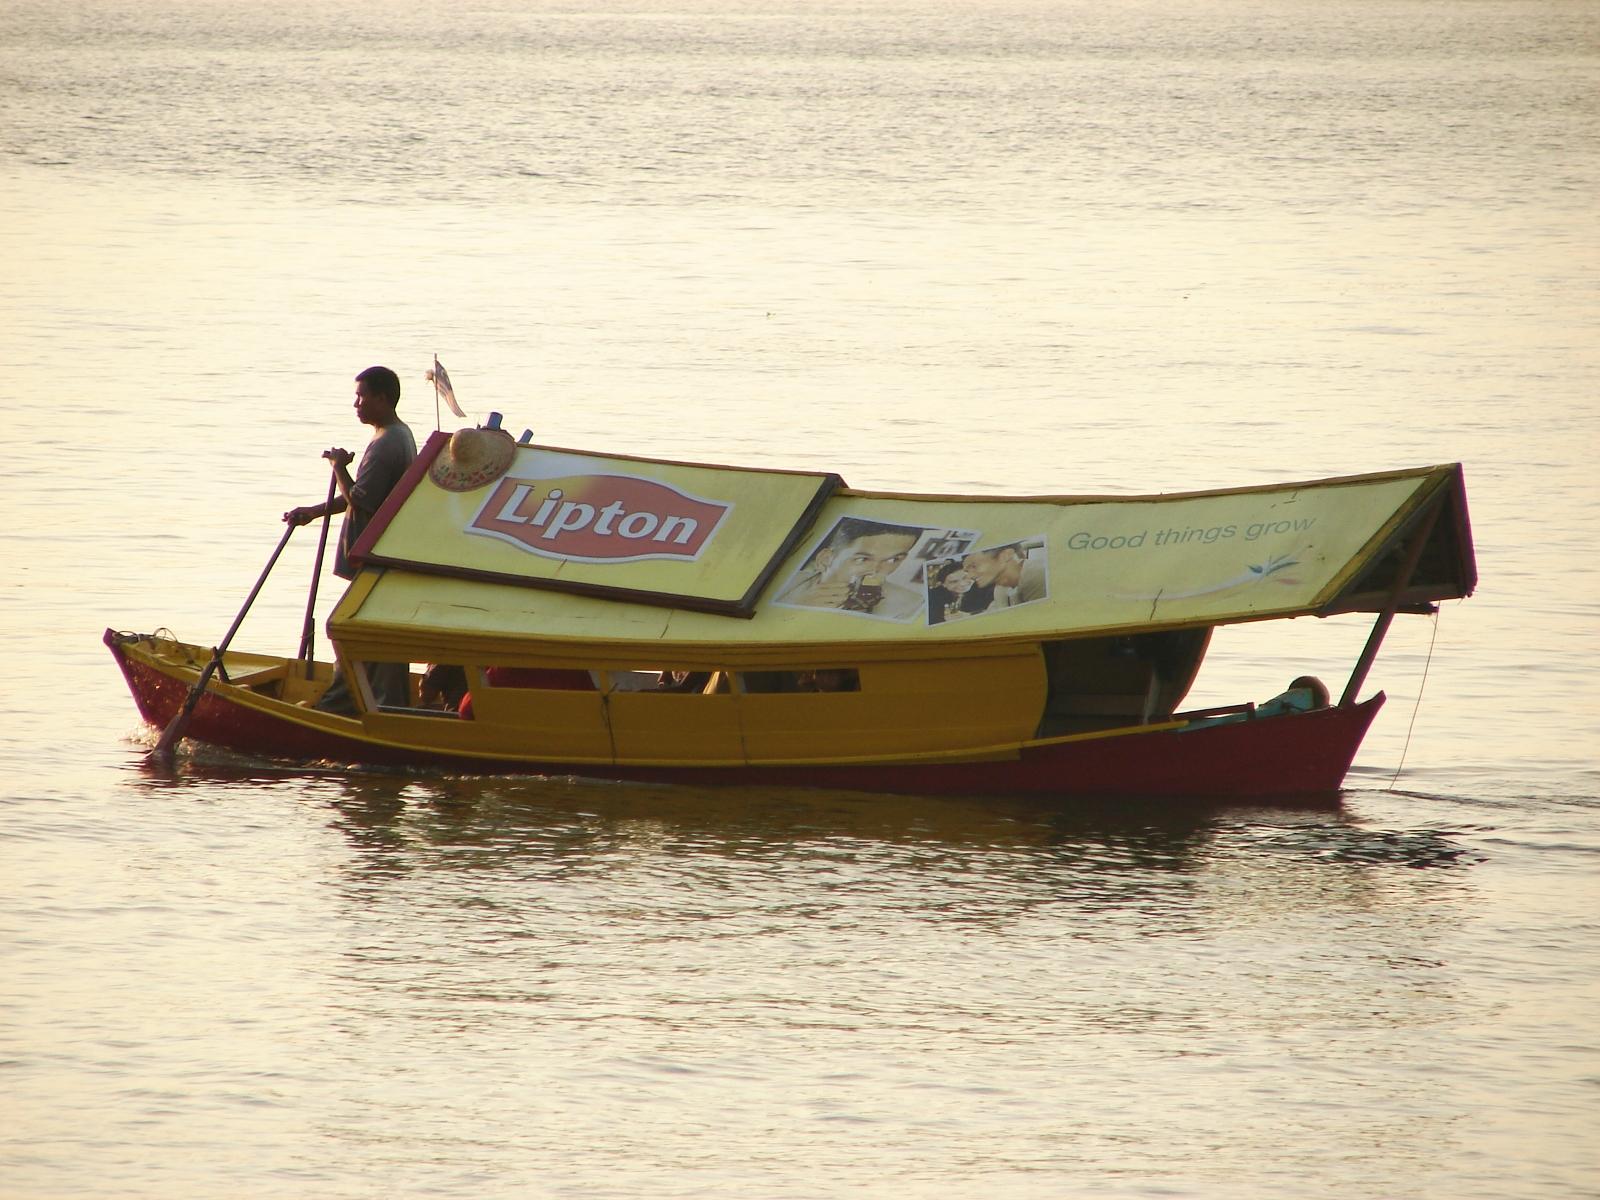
[468,473,731,563]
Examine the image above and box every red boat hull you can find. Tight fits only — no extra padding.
[108,631,1382,800]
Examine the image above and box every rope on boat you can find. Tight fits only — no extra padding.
[146,628,205,669]
[1387,607,1440,790]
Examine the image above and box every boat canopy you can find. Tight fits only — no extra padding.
[331,435,1474,664]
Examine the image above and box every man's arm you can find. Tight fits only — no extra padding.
[282,448,356,526]
[347,426,415,515]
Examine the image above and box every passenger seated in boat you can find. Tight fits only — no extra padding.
[1256,675,1330,717]
[796,668,854,692]
[1180,676,1331,731]
[313,660,412,715]
[420,664,468,711]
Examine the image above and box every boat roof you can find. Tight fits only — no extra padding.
[330,435,1474,662]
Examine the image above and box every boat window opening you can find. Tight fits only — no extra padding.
[420,664,468,710]
[636,670,727,694]
[483,666,599,691]
[363,661,462,718]
[737,669,860,695]
[341,659,414,716]
[456,667,749,700]
[360,662,469,718]
[1036,631,1209,737]
[654,669,710,693]
[606,670,665,692]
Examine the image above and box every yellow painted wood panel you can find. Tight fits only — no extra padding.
[605,692,746,763]
[458,688,614,760]
[736,654,1047,761]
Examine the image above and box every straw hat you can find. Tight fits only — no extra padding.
[429,427,517,493]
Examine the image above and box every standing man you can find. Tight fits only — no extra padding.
[284,365,416,578]
[284,366,417,710]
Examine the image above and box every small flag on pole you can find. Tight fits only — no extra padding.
[428,356,467,420]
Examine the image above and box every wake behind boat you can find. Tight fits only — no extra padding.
[108,428,1475,799]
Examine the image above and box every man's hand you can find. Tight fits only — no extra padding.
[283,505,320,527]
[322,447,355,468]
[788,579,854,609]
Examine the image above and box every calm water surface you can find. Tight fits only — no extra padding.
[2,1,1598,1196]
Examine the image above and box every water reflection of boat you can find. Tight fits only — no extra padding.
[108,431,1474,799]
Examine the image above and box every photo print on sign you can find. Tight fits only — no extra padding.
[772,516,943,622]
[925,537,1049,625]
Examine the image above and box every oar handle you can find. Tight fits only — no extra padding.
[299,466,340,667]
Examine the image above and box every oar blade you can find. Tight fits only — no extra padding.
[145,660,218,763]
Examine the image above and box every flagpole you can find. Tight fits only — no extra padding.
[430,357,466,425]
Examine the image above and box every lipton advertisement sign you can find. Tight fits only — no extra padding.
[354,433,840,616]
[469,474,730,563]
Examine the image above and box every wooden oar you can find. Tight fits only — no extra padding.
[298,467,339,673]
[147,521,299,764]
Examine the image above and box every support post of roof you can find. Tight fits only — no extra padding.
[1340,499,1443,707]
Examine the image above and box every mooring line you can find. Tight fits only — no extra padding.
[1389,608,1441,790]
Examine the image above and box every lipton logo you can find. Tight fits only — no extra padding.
[468,473,731,563]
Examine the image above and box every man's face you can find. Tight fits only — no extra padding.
[964,548,1021,587]
[994,549,1024,587]
[820,532,916,584]
[353,380,386,426]
[963,550,1003,586]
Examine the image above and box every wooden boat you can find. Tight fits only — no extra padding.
[108,430,1475,798]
